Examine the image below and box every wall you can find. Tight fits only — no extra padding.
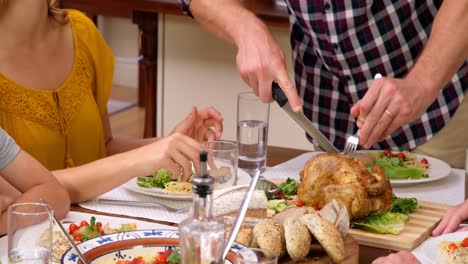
[98,16,139,88]
[99,14,314,151]
[160,15,313,151]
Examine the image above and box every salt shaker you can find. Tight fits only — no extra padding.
[179,151,225,264]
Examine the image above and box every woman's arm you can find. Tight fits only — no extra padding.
[53,133,202,204]
[0,150,70,234]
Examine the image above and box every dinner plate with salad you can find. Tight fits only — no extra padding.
[124,168,252,200]
[363,150,451,186]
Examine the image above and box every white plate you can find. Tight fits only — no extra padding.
[124,169,252,200]
[384,153,451,186]
[412,231,468,264]
[61,229,244,264]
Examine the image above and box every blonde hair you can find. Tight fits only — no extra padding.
[0,0,68,24]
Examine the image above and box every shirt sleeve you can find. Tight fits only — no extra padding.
[68,10,115,118]
[0,128,20,170]
[179,0,194,17]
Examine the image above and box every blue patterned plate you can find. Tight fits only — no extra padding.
[61,229,244,263]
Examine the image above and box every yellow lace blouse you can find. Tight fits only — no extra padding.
[0,10,114,170]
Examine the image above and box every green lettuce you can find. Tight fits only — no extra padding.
[278,178,298,195]
[137,169,173,189]
[351,211,409,235]
[373,156,427,179]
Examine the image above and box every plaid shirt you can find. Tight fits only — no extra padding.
[288,0,467,150]
[180,0,468,151]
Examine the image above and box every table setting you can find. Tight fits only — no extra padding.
[2,90,467,264]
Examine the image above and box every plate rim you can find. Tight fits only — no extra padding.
[61,229,243,264]
[412,231,468,263]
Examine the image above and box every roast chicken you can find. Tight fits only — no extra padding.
[298,153,393,219]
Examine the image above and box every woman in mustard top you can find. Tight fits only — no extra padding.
[0,0,223,203]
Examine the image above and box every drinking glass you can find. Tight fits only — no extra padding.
[8,203,53,264]
[202,140,238,188]
[235,248,278,264]
[465,145,468,200]
[237,92,270,176]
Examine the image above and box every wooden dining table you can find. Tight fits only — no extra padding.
[72,146,394,263]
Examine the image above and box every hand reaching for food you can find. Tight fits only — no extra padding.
[350,75,438,149]
[372,251,420,264]
[137,133,201,182]
[432,199,468,236]
[171,106,224,143]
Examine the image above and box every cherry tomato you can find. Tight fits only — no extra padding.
[155,252,168,264]
[383,150,392,157]
[395,152,406,160]
[461,237,468,247]
[74,234,83,242]
[116,261,129,264]
[80,220,89,227]
[97,222,102,227]
[312,205,320,211]
[296,201,304,207]
[130,257,144,264]
[421,158,429,166]
[69,223,78,234]
[278,192,285,199]
[448,243,458,251]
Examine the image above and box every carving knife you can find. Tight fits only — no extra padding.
[272,82,339,153]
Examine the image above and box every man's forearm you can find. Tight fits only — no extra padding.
[408,0,468,96]
[189,0,267,45]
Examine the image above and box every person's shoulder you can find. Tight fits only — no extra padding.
[66,9,100,40]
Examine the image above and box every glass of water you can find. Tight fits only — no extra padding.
[202,140,238,188]
[237,92,270,176]
[236,248,278,264]
[8,203,53,264]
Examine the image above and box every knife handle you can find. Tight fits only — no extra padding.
[272,82,288,107]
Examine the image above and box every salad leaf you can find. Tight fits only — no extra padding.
[154,169,173,188]
[373,156,427,179]
[351,211,409,235]
[390,196,419,214]
[278,178,298,195]
[267,199,288,213]
[168,249,181,264]
[137,169,174,189]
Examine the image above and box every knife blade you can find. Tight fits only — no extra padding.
[272,82,339,153]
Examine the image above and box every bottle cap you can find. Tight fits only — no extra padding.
[193,150,214,197]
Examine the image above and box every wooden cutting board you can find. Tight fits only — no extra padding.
[280,235,359,264]
[348,201,451,251]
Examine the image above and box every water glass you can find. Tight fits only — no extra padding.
[237,92,270,176]
[236,248,278,264]
[8,203,53,264]
[465,145,468,200]
[202,140,238,188]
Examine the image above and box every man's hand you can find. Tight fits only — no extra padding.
[235,22,302,112]
[351,75,438,148]
[432,200,468,236]
[372,251,420,264]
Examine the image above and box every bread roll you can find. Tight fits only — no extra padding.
[253,218,286,258]
[300,214,345,263]
[283,217,311,261]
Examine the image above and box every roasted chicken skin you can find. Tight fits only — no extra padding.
[298,153,393,219]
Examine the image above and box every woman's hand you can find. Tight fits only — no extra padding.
[432,200,468,236]
[171,106,224,143]
[141,132,201,182]
[372,251,420,264]
[351,75,438,149]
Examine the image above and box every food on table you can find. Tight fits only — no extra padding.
[273,206,308,225]
[439,237,468,264]
[41,216,137,263]
[278,178,298,196]
[350,196,419,235]
[115,248,181,264]
[164,181,192,193]
[283,217,312,261]
[137,168,193,194]
[213,185,268,219]
[253,218,287,258]
[369,150,429,179]
[300,213,345,263]
[298,153,393,219]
